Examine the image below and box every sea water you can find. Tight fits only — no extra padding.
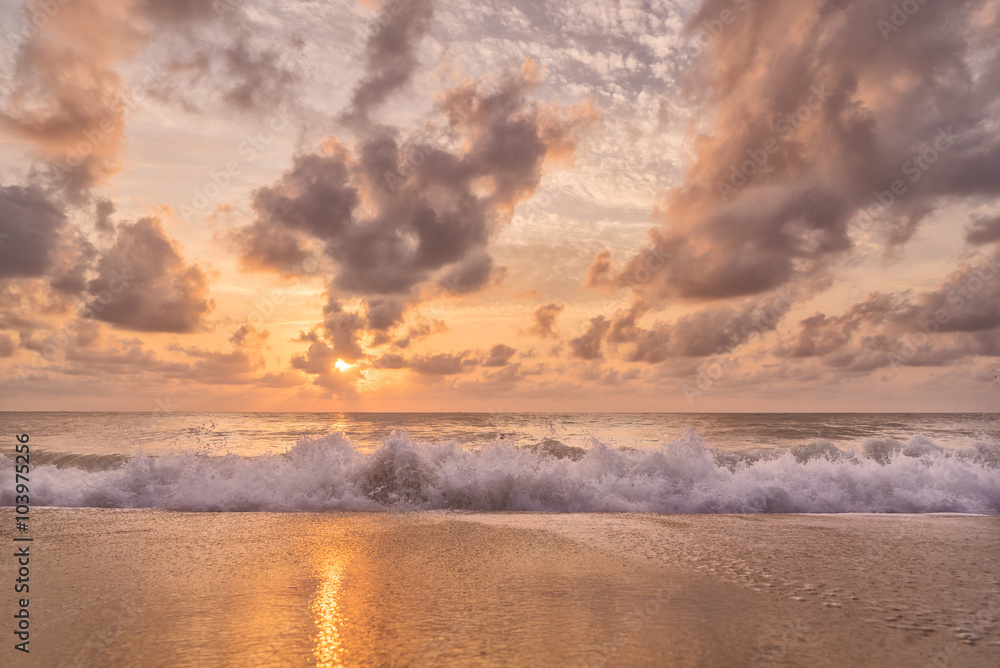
[1,412,998,513]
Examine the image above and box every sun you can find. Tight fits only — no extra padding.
[334,359,354,372]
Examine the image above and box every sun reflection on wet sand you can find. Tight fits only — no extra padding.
[312,559,347,667]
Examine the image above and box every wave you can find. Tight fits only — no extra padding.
[3,430,999,513]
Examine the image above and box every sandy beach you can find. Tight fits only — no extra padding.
[4,510,998,667]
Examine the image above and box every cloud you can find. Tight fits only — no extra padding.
[218,37,299,112]
[371,348,482,375]
[966,214,1000,246]
[322,299,367,362]
[612,0,1000,302]
[619,300,785,363]
[568,316,610,360]
[0,334,15,357]
[0,185,67,278]
[411,351,475,375]
[1,0,300,203]
[776,248,1000,371]
[366,296,406,345]
[84,217,214,333]
[482,343,517,367]
[47,230,97,295]
[94,198,116,233]
[584,249,612,288]
[233,60,596,297]
[526,301,564,338]
[339,0,435,129]
[290,331,362,397]
[0,0,150,200]
[365,297,406,331]
[138,0,215,23]
[165,325,270,385]
[393,315,446,348]
[374,352,408,369]
[154,30,301,116]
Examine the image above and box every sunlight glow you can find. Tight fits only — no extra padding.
[313,559,346,667]
[334,359,354,372]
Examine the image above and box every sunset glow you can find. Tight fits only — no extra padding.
[0,0,998,413]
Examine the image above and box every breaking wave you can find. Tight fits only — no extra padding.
[3,430,999,513]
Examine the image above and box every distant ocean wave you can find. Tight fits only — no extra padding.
[3,429,999,513]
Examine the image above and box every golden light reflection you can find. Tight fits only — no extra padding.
[313,559,347,667]
[334,359,354,372]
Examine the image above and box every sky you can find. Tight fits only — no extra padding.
[1,0,999,412]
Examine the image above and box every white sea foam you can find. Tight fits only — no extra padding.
[3,429,999,513]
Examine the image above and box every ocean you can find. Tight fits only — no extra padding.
[2,412,999,513]
[5,413,1000,666]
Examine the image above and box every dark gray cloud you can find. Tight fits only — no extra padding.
[289,331,361,397]
[393,316,446,348]
[84,217,214,333]
[374,352,408,369]
[322,299,367,363]
[0,185,67,278]
[611,0,1000,302]
[220,37,299,112]
[340,0,434,129]
[603,296,788,364]
[371,345,517,375]
[234,65,593,297]
[48,231,97,295]
[966,214,1000,246]
[0,333,15,357]
[366,297,406,331]
[776,248,1000,371]
[411,351,475,375]
[569,316,610,360]
[623,302,782,363]
[482,343,517,367]
[95,198,116,233]
[366,296,407,345]
[156,32,301,116]
[139,0,216,23]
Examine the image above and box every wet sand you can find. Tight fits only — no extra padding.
[5,510,999,667]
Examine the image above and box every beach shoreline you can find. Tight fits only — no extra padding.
[5,510,999,666]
